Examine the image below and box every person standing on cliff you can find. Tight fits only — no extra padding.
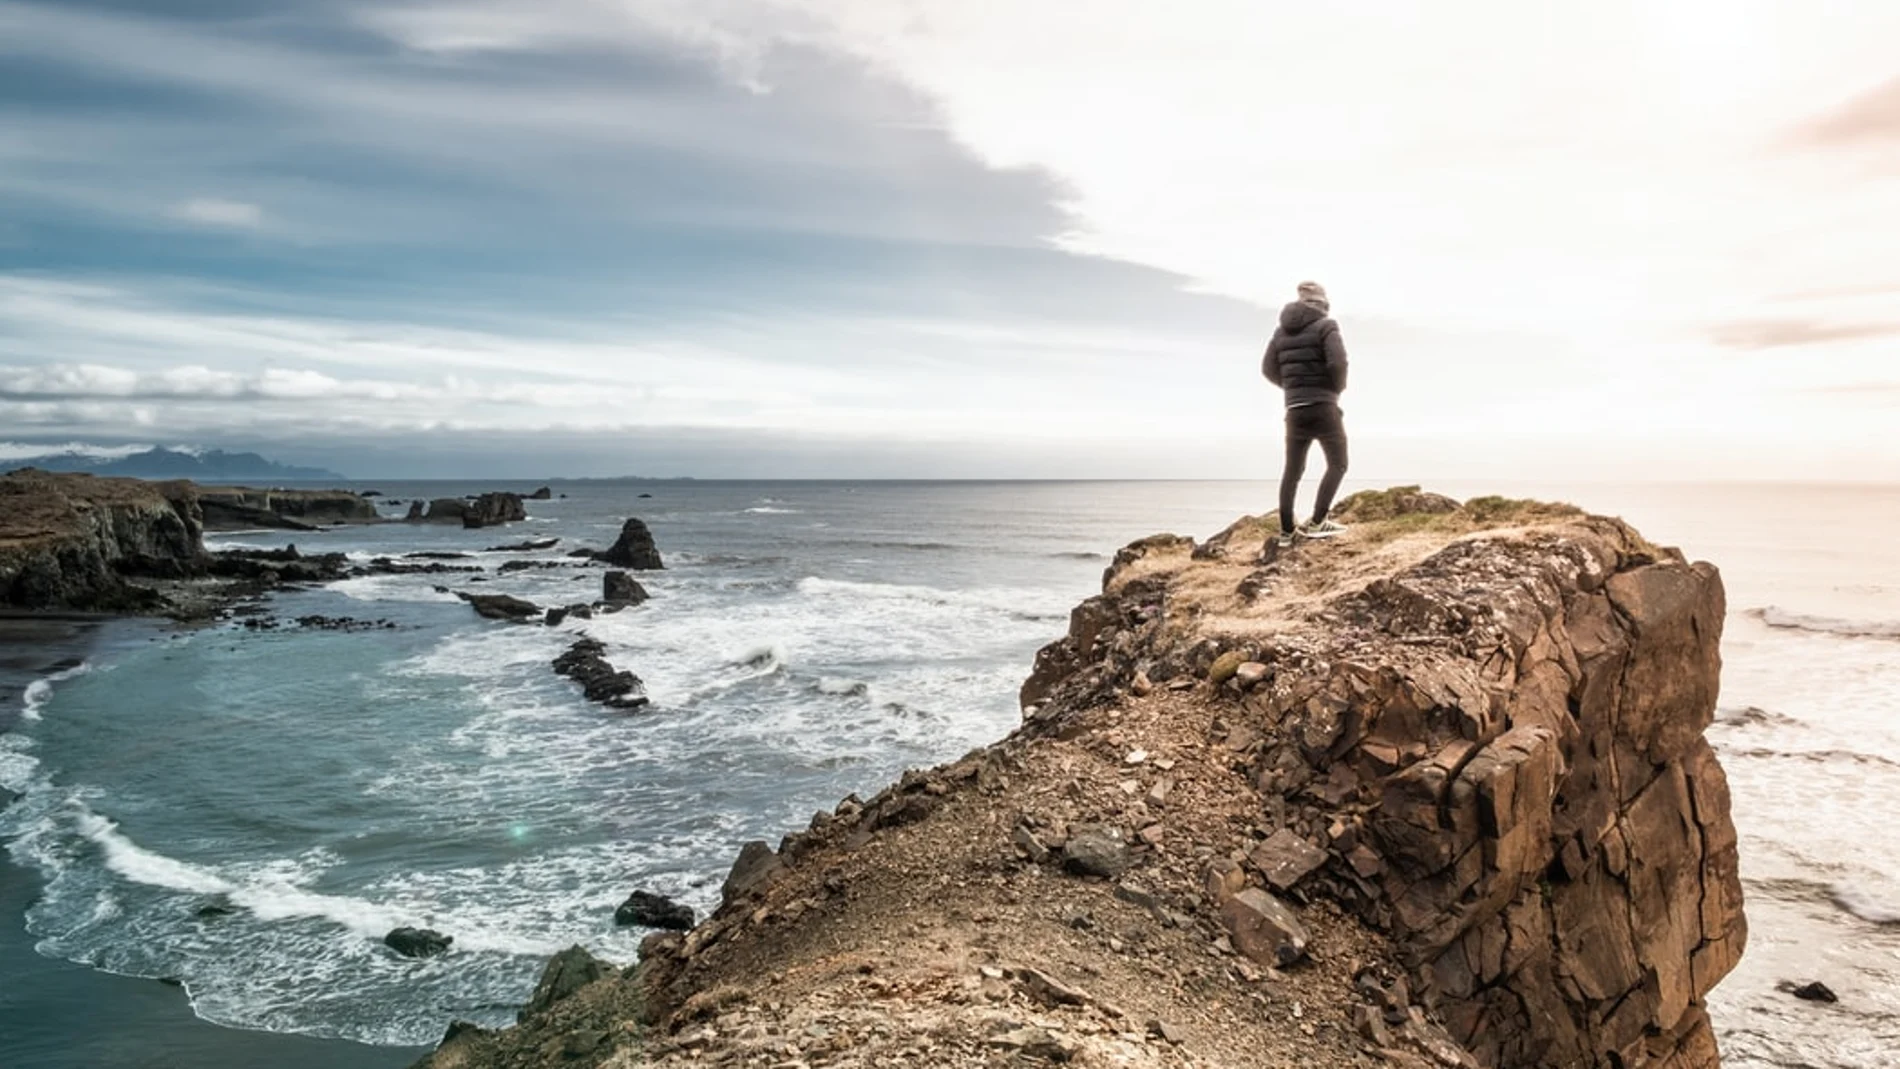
[1262,280,1350,550]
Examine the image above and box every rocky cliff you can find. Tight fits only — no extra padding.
[0,469,204,610]
[412,490,1745,1069]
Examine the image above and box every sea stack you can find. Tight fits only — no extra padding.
[415,490,1746,1069]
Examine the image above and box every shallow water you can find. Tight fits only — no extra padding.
[1,479,1895,1065]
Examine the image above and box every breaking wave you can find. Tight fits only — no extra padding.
[1750,606,1900,641]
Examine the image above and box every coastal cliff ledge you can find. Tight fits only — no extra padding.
[415,489,1746,1069]
[0,468,203,611]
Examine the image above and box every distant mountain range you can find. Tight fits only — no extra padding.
[5,447,344,482]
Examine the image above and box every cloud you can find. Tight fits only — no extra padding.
[1789,75,1900,148]
[168,197,263,228]
[1708,318,1900,350]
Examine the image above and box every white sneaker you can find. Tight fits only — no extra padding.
[1299,519,1347,539]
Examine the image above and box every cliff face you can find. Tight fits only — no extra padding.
[0,469,205,610]
[1023,496,1745,1068]
[412,492,1745,1069]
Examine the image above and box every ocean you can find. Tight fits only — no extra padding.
[1,480,1895,1068]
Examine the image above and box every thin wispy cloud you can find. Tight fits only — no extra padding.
[1709,318,1900,351]
[168,198,264,228]
[1791,75,1900,148]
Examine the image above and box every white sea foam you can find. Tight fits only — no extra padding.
[19,660,92,722]
[0,734,41,793]
[328,575,463,603]
[796,575,1067,619]
[76,810,236,896]
[742,506,799,514]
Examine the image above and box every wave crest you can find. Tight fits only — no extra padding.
[1750,606,1900,641]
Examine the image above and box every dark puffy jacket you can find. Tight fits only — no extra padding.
[1262,301,1348,407]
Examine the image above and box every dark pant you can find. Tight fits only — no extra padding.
[1280,403,1348,533]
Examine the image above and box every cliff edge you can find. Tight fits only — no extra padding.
[0,468,203,611]
[415,489,1746,1069]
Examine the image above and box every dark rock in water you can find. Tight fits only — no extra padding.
[412,493,527,527]
[602,570,649,606]
[614,890,695,930]
[456,591,542,621]
[194,897,237,919]
[499,559,564,574]
[405,501,426,521]
[592,517,663,570]
[461,493,528,529]
[361,490,383,497]
[209,548,351,584]
[721,841,784,906]
[1787,980,1839,1003]
[638,492,652,498]
[487,537,559,552]
[361,556,480,576]
[294,614,397,632]
[518,946,611,1023]
[544,603,593,627]
[565,548,595,559]
[552,638,648,708]
[405,551,473,560]
[527,486,553,500]
[384,926,453,958]
[1061,823,1129,878]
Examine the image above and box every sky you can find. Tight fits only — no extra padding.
[2,0,1897,479]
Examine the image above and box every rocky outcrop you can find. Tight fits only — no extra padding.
[409,491,1744,1069]
[409,493,528,527]
[1016,494,1744,1069]
[0,469,203,610]
[592,518,663,570]
[197,486,377,531]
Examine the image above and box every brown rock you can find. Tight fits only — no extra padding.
[1248,829,1329,892]
[1219,888,1309,967]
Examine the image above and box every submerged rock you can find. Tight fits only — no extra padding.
[384,927,453,958]
[1787,980,1839,1003]
[552,638,648,708]
[455,591,543,621]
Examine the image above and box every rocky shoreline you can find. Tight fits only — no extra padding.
[411,491,1748,1069]
[0,471,558,621]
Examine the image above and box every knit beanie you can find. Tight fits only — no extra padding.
[1297,280,1329,312]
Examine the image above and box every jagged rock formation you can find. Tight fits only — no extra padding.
[592,518,663,570]
[1020,497,1745,1069]
[409,492,1744,1069]
[197,486,378,531]
[0,469,203,610]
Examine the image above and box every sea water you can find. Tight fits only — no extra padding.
[1,480,1895,1067]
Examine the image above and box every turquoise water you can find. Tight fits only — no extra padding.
[3,480,1897,1067]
